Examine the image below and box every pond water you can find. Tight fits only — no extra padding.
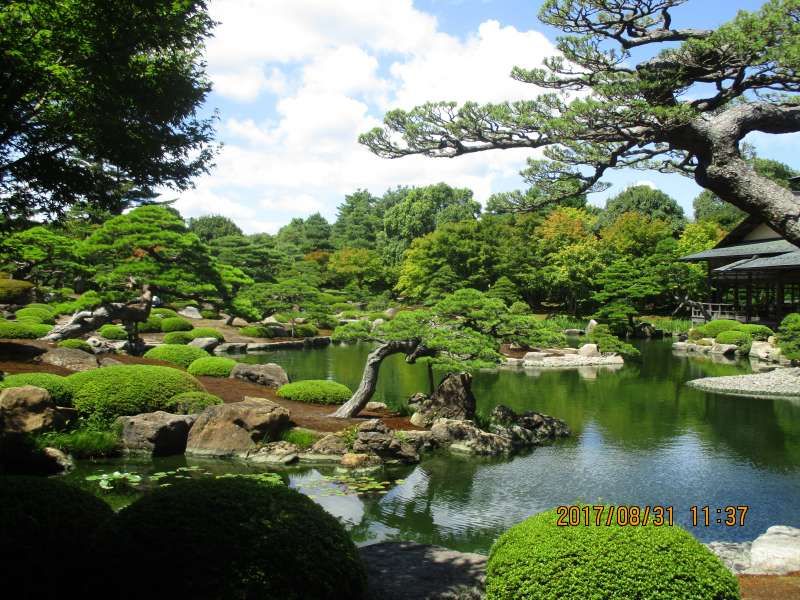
[67,340,800,554]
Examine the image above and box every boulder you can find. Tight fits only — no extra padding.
[0,434,73,475]
[750,340,781,362]
[262,315,280,324]
[430,418,512,456]
[38,347,99,372]
[115,411,195,456]
[213,342,248,354]
[371,318,385,331]
[408,372,476,428]
[488,405,570,448]
[310,433,348,455]
[86,336,114,353]
[185,397,290,457]
[586,319,599,334]
[384,307,400,319]
[749,525,800,574]
[99,356,123,367]
[229,362,289,389]
[711,343,738,356]
[41,447,73,472]
[352,419,419,463]
[563,328,584,336]
[231,317,249,328]
[188,337,221,352]
[178,306,202,319]
[246,441,299,465]
[578,343,600,357]
[0,386,62,434]
[340,452,382,468]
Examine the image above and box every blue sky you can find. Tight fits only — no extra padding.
[176,1,796,233]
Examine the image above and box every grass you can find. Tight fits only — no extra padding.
[280,428,321,449]
[36,426,121,458]
[643,316,692,334]
[538,314,589,331]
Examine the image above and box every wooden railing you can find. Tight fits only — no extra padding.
[690,302,764,324]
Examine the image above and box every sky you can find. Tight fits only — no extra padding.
[171,0,798,234]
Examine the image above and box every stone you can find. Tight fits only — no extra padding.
[488,405,570,448]
[352,419,419,463]
[231,317,249,328]
[750,340,781,362]
[99,356,123,367]
[522,353,624,367]
[340,452,382,468]
[213,342,248,354]
[586,319,599,334]
[749,526,800,574]
[297,453,345,464]
[0,434,73,475]
[365,401,388,412]
[371,318,385,331]
[561,347,579,355]
[262,315,280,324]
[188,337,220,352]
[178,306,202,319]
[706,541,753,574]
[310,433,349,455]
[229,362,289,388]
[186,397,290,457]
[408,372,476,428]
[116,411,195,456]
[711,343,739,356]
[672,342,688,351]
[578,343,600,357]
[563,328,584,336]
[38,347,99,371]
[399,430,437,453]
[41,447,73,472]
[384,307,400,319]
[430,418,512,456]
[86,336,113,353]
[246,441,299,465]
[503,357,524,366]
[0,386,62,434]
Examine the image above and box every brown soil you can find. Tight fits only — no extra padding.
[739,574,800,600]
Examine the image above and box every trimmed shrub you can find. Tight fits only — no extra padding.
[277,380,352,405]
[0,373,74,405]
[15,307,55,324]
[716,330,752,352]
[332,320,371,343]
[0,319,52,339]
[778,313,800,361]
[37,426,121,458]
[187,356,236,377]
[160,316,193,332]
[67,365,205,425]
[188,327,225,341]
[696,319,742,338]
[151,307,179,318]
[58,338,94,353]
[293,322,319,337]
[485,507,740,600]
[281,427,320,449]
[23,303,55,313]
[239,325,273,338]
[163,331,193,344]
[98,323,127,340]
[738,323,774,341]
[0,278,34,303]
[143,344,209,368]
[0,476,115,597]
[588,324,640,359]
[201,309,220,319]
[164,391,223,413]
[97,479,367,600]
[137,316,164,333]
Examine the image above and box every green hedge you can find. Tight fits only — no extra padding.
[0,279,34,303]
[96,479,366,599]
[778,313,800,361]
[485,507,739,599]
[277,380,352,405]
[151,308,178,318]
[696,319,742,338]
[57,338,94,353]
[0,476,115,597]
[15,307,55,324]
[0,320,53,339]
[143,344,209,368]
[187,356,237,377]
[160,316,193,332]
[163,331,193,344]
[715,330,752,352]
[737,323,774,341]
[98,324,127,340]
[67,365,205,425]
[164,391,223,413]
[0,373,74,405]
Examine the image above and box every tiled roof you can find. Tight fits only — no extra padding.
[681,238,798,261]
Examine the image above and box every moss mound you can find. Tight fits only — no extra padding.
[137,316,164,333]
[696,319,742,338]
[163,330,193,344]
[486,507,740,600]
[0,319,52,339]
[15,306,55,324]
[160,316,193,332]
[294,322,319,337]
[277,380,352,405]
[738,324,774,341]
[188,327,225,341]
[187,356,237,377]
[165,391,223,413]
[715,330,752,351]
[239,324,273,338]
[779,313,800,360]
[0,373,73,405]
[57,338,94,353]
[0,476,114,597]
[97,478,366,599]
[0,278,34,303]
[67,365,204,425]
[98,323,127,340]
[143,344,209,368]
[150,307,178,318]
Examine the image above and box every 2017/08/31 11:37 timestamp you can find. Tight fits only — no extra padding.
[555,505,750,527]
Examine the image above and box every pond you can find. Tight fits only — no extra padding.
[67,340,800,554]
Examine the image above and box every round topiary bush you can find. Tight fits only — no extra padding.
[163,331,193,344]
[143,344,209,368]
[67,365,205,425]
[188,327,225,341]
[716,330,752,352]
[779,313,800,361]
[98,323,127,340]
[97,478,366,600]
[58,338,94,353]
[160,316,193,332]
[164,391,223,413]
[0,373,73,405]
[486,508,740,600]
[0,476,115,597]
[0,278,34,303]
[187,356,237,377]
[0,319,53,339]
[151,307,179,318]
[200,309,220,319]
[239,324,272,338]
[293,323,319,337]
[137,316,164,333]
[738,323,774,341]
[697,319,742,338]
[15,306,55,324]
[277,380,352,404]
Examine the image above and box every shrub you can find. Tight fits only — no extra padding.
[188,327,225,341]
[150,307,178,318]
[588,324,640,359]
[738,323,774,341]
[98,323,127,340]
[137,316,164,333]
[332,320,371,343]
[57,338,94,353]
[160,316,193,332]
[0,476,115,597]
[0,373,74,405]
[15,306,55,324]
[281,427,320,449]
[778,313,800,361]
[143,344,209,368]
[716,330,752,352]
[0,278,34,303]
[200,309,220,319]
[332,302,355,312]
[164,391,223,413]
[509,301,530,315]
[37,426,121,458]
[67,365,205,425]
[23,303,55,313]
[0,319,53,339]
[697,319,742,338]
[96,479,366,600]
[187,356,237,377]
[293,323,319,337]
[163,331,193,344]
[277,380,352,405]
[485,507,740,600]
[239,325,273,338]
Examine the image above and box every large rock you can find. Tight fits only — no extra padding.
[488,405,570,448]
[430,418,512,456]
[229,362,289,388]
[578,343,600,357]
[186,397,290,457]
[245,441,299,465]
[408,372,476,428]
[178,306,202,319]
[231,317,249,328]
[188,337,220,352]
[711,343,739,356]
[86,336,114,353]
[38,347,99,371]
[115,411,195,456]
[750,340,782,363]
[0,386,62,434]
[586,319,599,334]
[352,419,419,463]
[750,525,800,574]
[214,342,248,354]
[310,433,348,455]
[340,452,382,469]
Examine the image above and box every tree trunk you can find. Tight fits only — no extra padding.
[330,339,422,418]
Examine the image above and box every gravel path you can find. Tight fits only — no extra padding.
[688,368,800,398]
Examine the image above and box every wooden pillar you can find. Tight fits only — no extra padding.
[777,272,785,321]
[746,274,753,323]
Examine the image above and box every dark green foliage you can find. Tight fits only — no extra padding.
[0,476,115,598]
[151,308,179,318]
[0,319,52,338]
[163,331,194,344]
[239,325,274,338]
[187,327,225,341]
[165,391,223,413]
[738,324,774,341]
[486,276,522,307]
[486,507,739,599]
[277,380,353,405]
[67,365,204,425]
[160,316,193,332]
[143,344,209,368]
[58,338,94,353]
[187,357,237,378]
[51,290,103,316]
[0,373,73,405]
[716,330,752,352]
[98,323,127,340]
[0,278,34,302]
[778,313,800,361]
[187,214,243,241]
[588,324,640,359]
[498,316,566,349]
[37,426,121,458]
[15,306,55,324]
[96,479,366,600]
[331,320,372,343]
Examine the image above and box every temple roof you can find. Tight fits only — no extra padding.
[680,238,798,261]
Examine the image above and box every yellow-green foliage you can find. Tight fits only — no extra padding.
[14,307,54,324]
[160,317,193,332]
[280,428,321,449]
[0,373,73,405]
[239,325,273,338]
[737,324,774,341]
[187,327,225,341]
[0,320,53,339]
[151,308,179,319]
[276,380,352,405]
[486,507,739,599]
[715,330,752,352]
[36,426,121,458]
[187,357,236,377]
[695,319,742,338]
[0,279,34,303]
[778,313,800,361]
[163,331,193,344]
[143,345,209,368]
[57,339,93,353]
[98,324,127,340]
[164,391,223,413]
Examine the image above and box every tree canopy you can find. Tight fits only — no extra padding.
[599,185,685,233]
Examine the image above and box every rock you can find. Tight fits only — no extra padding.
[522,351,549,362]
[214,342,248,354]
[231,317,249,328]
[488,405,570,448]
[586,319,599,334]
[750,340,781,362]
[186,397,290,457]
[0,386,62,434]
[340,452,382,468]
[503,357,524,367]
[116,411,195,456]
[706,541,753,574]
[310,433,349,455]
[578,343,600,357]
[672,342,688,351]
[384,307,400,319]
[86,336,114,353]
[365,401,388,412]
[749,526,800,574]
[41,447,73,472]
[430,418,512,456]
[297,453,344,464]
[561,347,579,355]
[408,372,476,428]
[688,367,800,398]
[768,335,777,345]
[188,337,220,352]
[523,353,624,367]
[262,315,280,324]
[246,441,299,465]
[563,328,584,336]
[352,419,419,463]
[229,362,289,389]
[178,306,202,319]
[38,347,99,371]
[371,318,385,331]
[0,434,73,475]
[99,356,123,367]
[711,343,739,356]
[400,430,437,453]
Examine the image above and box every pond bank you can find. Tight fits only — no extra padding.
[688,368,800,398]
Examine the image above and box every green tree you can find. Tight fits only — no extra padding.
[600,213,673,257]
[332,190,383,249]
[361,0,800,244]
[0,226,84,287]
[276,213,333,255]
[208,233,289,282]
[600,186,686,233]
[593,259,663,334]
[188,215,243,242]
[0,0,216,227]
[326,248,385,292]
